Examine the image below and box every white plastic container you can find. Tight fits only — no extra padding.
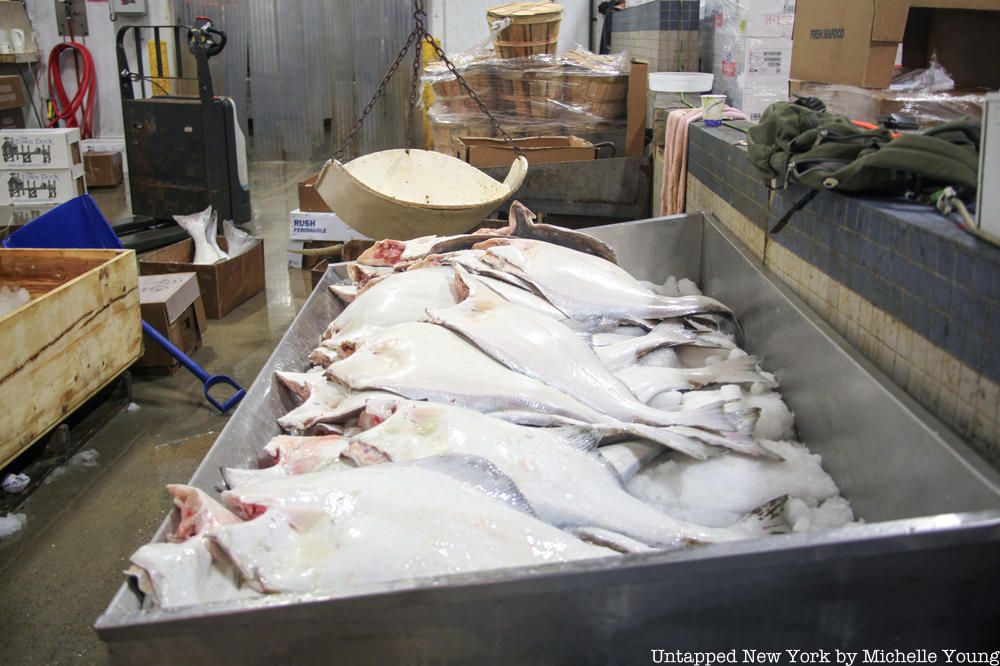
[648,72,713,94]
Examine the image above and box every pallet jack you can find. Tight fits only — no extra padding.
[113,17,250,251]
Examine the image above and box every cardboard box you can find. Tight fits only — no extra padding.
[81,138,128,173]
[625,59,649,158]
[83,151,124,188]
[136,273,207,373]
[457,136,602,168]
[0,75,25,111]
[298,175,331,212]
[0,108,24,131]
[139,237,265,319]
[289,208,368,242]
[0,128,82,170]
[0,164,87,206]
[790,0,1000,90]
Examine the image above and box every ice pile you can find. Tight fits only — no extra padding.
[0,285,31,318]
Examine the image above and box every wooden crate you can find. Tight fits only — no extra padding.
[0,249,141,469]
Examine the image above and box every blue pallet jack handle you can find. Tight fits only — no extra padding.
[141,320,245,413]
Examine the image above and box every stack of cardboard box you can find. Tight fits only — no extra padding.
[287,175,368,269]
[702,0,796,122]
[0,128,87,206]
[788,0,998,127]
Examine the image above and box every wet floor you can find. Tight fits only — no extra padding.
[0,161,323,664]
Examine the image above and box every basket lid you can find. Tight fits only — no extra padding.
[487,2,564,19]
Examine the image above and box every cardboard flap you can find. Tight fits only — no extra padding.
[873,0,1000,40]
[872,0,912,41]
[139,273,201,323]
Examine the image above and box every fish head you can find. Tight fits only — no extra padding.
[357,239,405,266]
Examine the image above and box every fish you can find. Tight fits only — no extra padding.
[221,434,350,490]
[328,283,357,303]
[356,202,618,268]
[475,238,732,322]
[425,283,740,434]
[126,484,255,609]
[324,322,729,458]
[322,267,459,340]
[275,369,350,431]
[357,226,510,267]
[212,458,614,594]
[592,322,704,372]
[450,263,568,323]
[597,440,663,481]
[173,206,228,265]
[127,537,257,609]
[616,356,775,402]
[346,263,393,287]
[344,400,787,549]
[167,484,242,543]
[506,200,619,265]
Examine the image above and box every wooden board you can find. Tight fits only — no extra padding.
[0,248,141,469]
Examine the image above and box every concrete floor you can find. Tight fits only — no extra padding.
[0,161,324,664]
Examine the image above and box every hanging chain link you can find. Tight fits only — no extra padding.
[333,25,421,160]
[334,0,524,161]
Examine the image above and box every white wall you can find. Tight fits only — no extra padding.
[24,0,174,139]
[429,0,593,56]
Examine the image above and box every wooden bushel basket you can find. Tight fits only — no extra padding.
[487,2,563,59]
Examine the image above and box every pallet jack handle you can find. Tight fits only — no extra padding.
[141,321,245,413]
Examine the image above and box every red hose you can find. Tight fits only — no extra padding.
[47,42,96,139]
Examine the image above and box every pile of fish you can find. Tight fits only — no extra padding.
[127,202,854,610]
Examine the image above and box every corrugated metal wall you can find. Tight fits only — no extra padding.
[173,0,414,161]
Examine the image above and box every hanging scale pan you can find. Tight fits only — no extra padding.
[314,150,528,241]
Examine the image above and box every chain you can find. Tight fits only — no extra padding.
[406,2,425,151]
[334,0,524,160]
[420,33,524,157]
[333,25,421,160]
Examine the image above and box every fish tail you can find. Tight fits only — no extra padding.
[703,356,776,388]
[623,423,724,460]
[668,424,777,458]
[735,495,790,535]
[659,399,735,431]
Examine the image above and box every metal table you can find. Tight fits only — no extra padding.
[96,213,1000,663]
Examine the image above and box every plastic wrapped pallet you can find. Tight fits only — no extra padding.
[424,49,629,156]
[701,0,795,121]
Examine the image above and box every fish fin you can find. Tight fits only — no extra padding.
[568,526,655,554]
[343,440,393,466]
[508,200,536,236]
[736,495,790,535]
[701,356,776,388]
[667,424,776,459]
[601,423,722,460]
[450,263,479,301]
[723,404,765,441]
[662,399,736,432]
[328,283,357,304]
[410,454,537,517]
[598,440,663,481]
[549,426,603,453]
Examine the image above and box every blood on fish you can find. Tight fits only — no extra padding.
[358,412,384,430]
[373,240,405,265]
